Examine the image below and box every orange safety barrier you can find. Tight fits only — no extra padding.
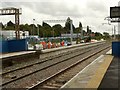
[51,43,56,48]
[47,42,51,49]
[61,41,64,46]
[41,41,46,49]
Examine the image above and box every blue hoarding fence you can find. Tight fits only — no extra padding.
[0,40,8,53]
[0,39,27,53]
[112,41,120,57]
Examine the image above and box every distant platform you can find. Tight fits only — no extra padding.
[0,51,36,59]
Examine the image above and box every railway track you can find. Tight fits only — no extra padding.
[2,42,110,89]
[2,44,95,75]
[2,43,104,86]
[2,42,104,74]
[28,45,111,90]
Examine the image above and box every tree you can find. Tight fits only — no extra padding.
[37,24,42,37]
[79,22,83,38]
[94,32,103,40]
[29,24,37,35]
[52,24,63,37]
[0,22,4,29]
[42,22,52,37]
[83,30,87,36]
[65,17,71,33]
[76,22,82,43]
[65,17,75,33]
[103,32,110,40]
[7,21,14,27]
[87,26,92,35]
[79,22,82,31]
[4,21,15,30]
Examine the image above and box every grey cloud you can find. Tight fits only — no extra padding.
[1,2,82,17]
[30,2,82,17]
[1,2,22,8]
[85,0,107,18]
[86,0,107,12]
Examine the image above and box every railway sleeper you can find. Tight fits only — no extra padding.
[55,79,67,84]
[41,85,59,89]
[46,83,62,87]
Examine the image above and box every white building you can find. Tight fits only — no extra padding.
[0,30,29,39]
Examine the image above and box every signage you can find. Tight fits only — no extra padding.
[110,7,120,18]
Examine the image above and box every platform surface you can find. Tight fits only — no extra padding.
[0,51,36,59]
[99,56,119,89]
[61,49,115,89]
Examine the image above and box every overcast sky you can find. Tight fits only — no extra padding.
[0,0,120,34]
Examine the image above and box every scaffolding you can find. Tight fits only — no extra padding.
[0,7,22,39]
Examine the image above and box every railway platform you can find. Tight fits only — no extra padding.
[1,51,39,68]
[1,41,103,62]
[0,51,36,59]
[61,49,119,89]
[1,41,103,59]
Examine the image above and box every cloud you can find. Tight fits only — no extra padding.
[87,0,107,12]
[1,0,119,35]
[1,2,83,18]
[29,2,82,17]
[86,0,107,18]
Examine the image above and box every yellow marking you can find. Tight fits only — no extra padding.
[86,55,114,88]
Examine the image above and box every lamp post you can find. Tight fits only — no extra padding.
[70,20,73,45]
[113,25,116,40]
[37,24,39,37]
[102,23,116,40]
[33,19,35,36]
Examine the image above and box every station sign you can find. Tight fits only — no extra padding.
[110,6,120,18]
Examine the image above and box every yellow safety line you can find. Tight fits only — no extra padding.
[86,55,114,88]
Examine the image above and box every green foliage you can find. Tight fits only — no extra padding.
[103,32,110,40]
[2,20,106,40]
[52,24,63,36]
[87,26,92,35]
[0,22,4,29]
[7,21,14,26]
[79,22,82,31]
[65,17,76,33]
[3,21,15,30]
[94,32,103,40]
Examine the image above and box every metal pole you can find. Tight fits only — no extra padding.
[114,25,116,40]
[37,24,39,37]
[70,20,73,45]
[33,19,35,36]
[15,9,20,39]
[112,26,113,40]
[81,27,83,40]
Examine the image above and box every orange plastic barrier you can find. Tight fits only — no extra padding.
[41,41,46,49]
[47,42,51,49]
[61,41,64,46]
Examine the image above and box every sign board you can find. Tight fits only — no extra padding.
[110,7,120,18]
[111,20,120,22]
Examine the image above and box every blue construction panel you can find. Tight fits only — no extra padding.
[0,41,8,53]
[112,41,120,57]
[8,39,27,52]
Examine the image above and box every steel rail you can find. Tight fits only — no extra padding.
[27,46,110,90]
[2,42,104,75]
[1,47,97,86]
